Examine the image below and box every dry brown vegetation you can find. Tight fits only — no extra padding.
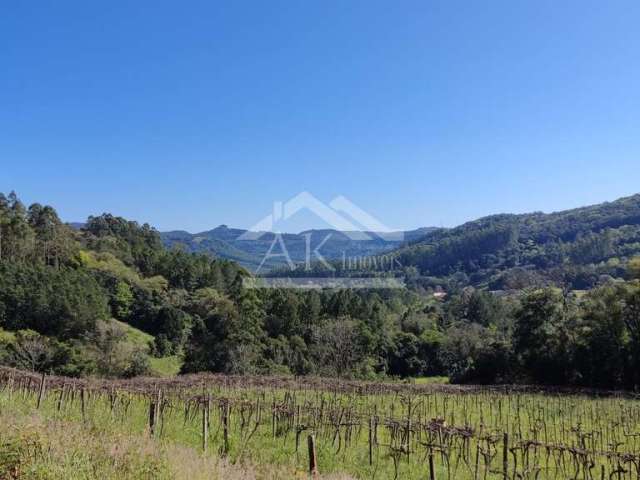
[3,366,640,479]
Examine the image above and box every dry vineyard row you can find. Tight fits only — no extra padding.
[2,367,640,479]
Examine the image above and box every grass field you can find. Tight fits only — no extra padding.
[411,376,450,385]
[1,368,639,479]
[112,320,183,377]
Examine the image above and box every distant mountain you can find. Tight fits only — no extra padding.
[70,195,640,289]
[392,193,640,290]
[67,222,86,230]
[160,225,438,272]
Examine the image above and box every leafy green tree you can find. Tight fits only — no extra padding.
[623,286,640,389]
[574,285,627,388]
[265,289,300,337]
[0,193,9,261]
[225,284,265,373]
[180,317,217,373]
[28,203,76,267]
[113,280,134,320]
[513,289,573,384]
[182,282,266,375]
[123,349,152,378]
[300,291,322,326]
[438,323,486,382]
[156,306,190,353]
[466,339,513,384]
[287,335,311,375]
[388,332,426,377]
[84,213,162,274]
[0,263,109,338]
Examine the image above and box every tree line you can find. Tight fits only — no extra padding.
[1,190,640,390]
[395,193,640,291]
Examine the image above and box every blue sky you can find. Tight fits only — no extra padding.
[2,1,639,233]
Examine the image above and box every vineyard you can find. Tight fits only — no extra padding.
[2,367,640,479]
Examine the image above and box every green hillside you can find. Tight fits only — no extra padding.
[0,192,245,379]
[111,319,182,376]
[394,193,640,290]
[3,190,640,391]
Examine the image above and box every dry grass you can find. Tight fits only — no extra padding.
[0,409,354,480]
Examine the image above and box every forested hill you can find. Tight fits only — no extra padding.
[160,225,437,272]
[394,194,640,290]
[0,190,454,381]
[2,190,640,390]
[0,191,248,377]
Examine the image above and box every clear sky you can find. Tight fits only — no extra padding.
[2,1,639,233]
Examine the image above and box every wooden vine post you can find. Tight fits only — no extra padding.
[473,443,480,480]
[308,434,319,477]
[6,373,14,400]
[222,400,230,455]
[503,432,509,480]
[148,390,161,437]
[202,395,210,452]
[368,416,374,466]
[406,397,412,462]
[57,384,65,412]
[156,389,162,432]
[271,399,276,438]
[149,398,157,436]
[80,388,86,422]
[428,451,436,480]
[36,372,46,409]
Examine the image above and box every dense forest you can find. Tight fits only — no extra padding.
[395,193,640,291]
[267,195,640,293]
[1,191,640,390]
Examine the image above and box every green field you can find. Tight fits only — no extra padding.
[111,320,183,377]
[2,369,639,480]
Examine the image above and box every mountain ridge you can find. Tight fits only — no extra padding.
[160,226,439,271]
